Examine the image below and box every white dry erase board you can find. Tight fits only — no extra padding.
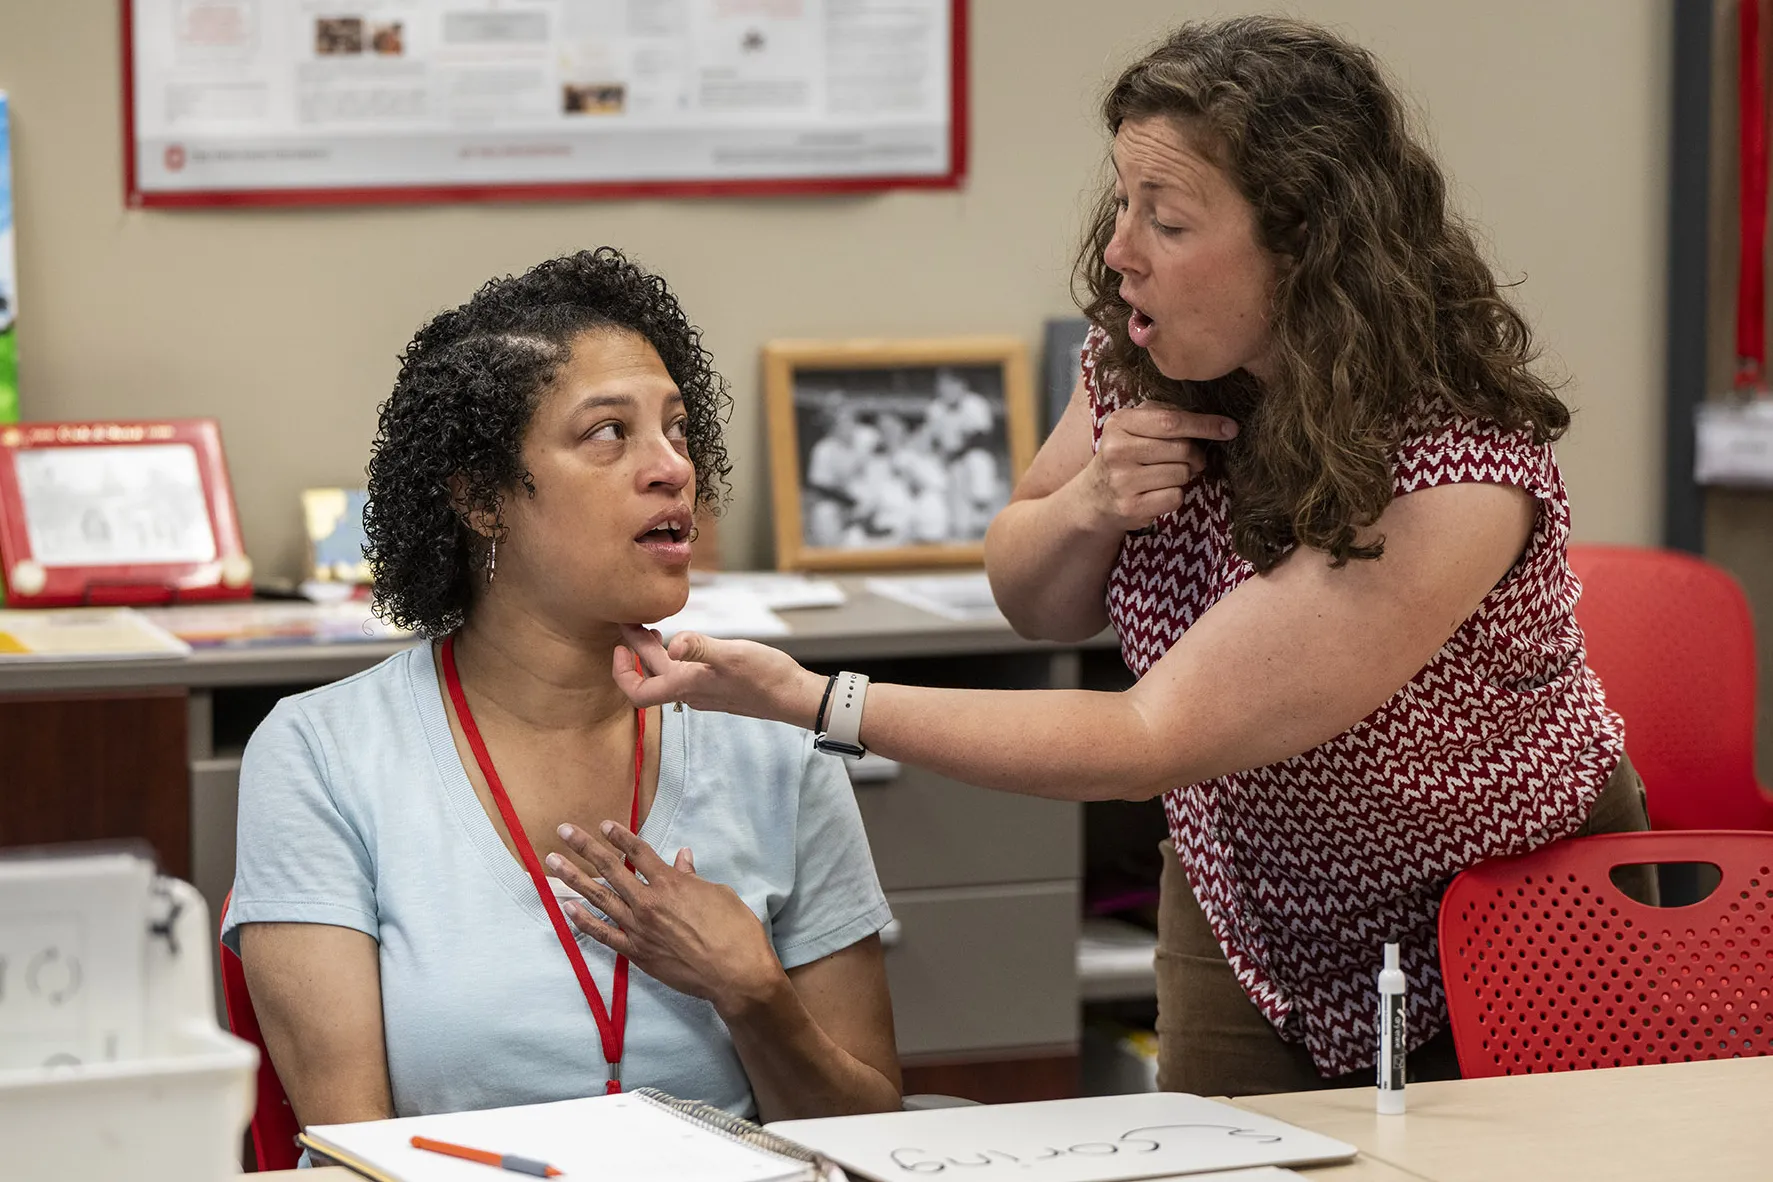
[766,1093,1358,1182]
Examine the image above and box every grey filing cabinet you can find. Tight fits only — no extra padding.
[848,727,1080,1059]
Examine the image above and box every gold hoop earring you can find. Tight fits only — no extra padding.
[486,538,497,585]
[687,526,700,544]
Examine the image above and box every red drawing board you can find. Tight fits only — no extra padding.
[0,419,253,607]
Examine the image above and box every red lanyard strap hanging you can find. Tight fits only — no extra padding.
[440,634,641,1094]
[1739,0,1768,390]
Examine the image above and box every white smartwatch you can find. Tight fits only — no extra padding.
[813,671,870,759]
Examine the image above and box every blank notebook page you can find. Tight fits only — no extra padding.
[304,1093,809,1182]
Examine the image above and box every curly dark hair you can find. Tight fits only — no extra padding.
[1077,16,1570,573]
[363,247,732,637]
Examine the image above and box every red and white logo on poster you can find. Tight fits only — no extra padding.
[164,144,187,172]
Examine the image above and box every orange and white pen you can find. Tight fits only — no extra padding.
[410,1135,563,1177]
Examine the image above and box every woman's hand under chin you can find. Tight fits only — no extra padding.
[548,821,787,1019]
[613,625,823,728]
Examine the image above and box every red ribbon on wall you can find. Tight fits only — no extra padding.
[1738,0,1768,389]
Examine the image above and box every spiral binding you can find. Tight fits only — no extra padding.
[633,1087,828,1172]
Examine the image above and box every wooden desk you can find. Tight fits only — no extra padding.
[0,581,1128,1104]
[1234,1056,1773,1181]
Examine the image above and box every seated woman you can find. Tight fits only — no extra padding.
[223,248,901,1128]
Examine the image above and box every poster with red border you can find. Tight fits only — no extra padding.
[0,419,253,607]
[123,0,967,209]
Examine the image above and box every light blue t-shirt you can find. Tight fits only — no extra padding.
[223,643,891,1120]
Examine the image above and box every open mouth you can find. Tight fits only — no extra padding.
[634,508,692,548]
[1121,285,1156,348]
[1128,305,1156,347]
[636,523,689,545]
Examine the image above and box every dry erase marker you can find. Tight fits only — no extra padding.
[1376,941,1407,1115]
[411,1135,563,1177]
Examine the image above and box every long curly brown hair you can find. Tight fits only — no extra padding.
[1077,16,1569,572]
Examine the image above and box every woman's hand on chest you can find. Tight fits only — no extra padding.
[546,820,784,1018]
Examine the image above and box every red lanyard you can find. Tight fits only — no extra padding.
[1740,0,1768,389]
[439,634,641,1094]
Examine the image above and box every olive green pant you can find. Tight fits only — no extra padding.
[1153,756,1652,1097]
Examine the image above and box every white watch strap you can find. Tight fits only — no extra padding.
[823,672,870,751]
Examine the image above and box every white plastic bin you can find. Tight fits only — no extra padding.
[0,878,258,1182]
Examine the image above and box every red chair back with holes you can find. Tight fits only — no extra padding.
[1567,544,1773,831]
[1439,830,1773,1078]
[219,892,302,1171]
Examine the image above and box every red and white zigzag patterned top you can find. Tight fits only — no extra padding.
[1084,329,1625,1076]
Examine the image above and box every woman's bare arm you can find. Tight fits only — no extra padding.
[619,480,1534,801]
[719,937,902,1122]
[983,379,1121,641]
[238,922,394,1128]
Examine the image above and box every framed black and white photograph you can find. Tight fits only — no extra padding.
[765,337,1036,571]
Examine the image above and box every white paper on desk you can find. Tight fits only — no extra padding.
[0,607,190,661]
[654,586,791,640]
[767,1092,1356,1182]
[864,572,1005,623]
[1077,917,1159,978]
[693,571,847,611]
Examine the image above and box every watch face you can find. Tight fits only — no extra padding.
[814,736,866,760]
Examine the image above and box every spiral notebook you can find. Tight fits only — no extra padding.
[299,1089,830,1182]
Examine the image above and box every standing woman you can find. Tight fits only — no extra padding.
[615,17,1646,1097]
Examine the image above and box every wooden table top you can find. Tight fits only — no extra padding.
[249,1056,1773,1181]
[1232,1055,1773,1182]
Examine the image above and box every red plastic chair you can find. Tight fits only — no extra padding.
[1568,544,1773,831]
[1439,829,1773,1078]
[219,892,302,1171]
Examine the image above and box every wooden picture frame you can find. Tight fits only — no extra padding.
[764,337,1036,571]
[0,419,252,607]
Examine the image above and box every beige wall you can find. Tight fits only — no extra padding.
[0,1,1668,577]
